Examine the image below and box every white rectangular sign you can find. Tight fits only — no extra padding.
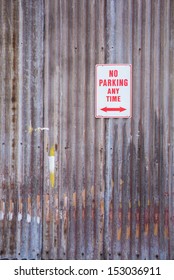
[95,64,132,118]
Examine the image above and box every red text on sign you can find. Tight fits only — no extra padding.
[106,96,121,102]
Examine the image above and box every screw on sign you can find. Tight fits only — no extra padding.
[95,64,132,118]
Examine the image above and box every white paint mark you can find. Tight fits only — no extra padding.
[34,127,49,132]
[49,156,55,172]
[28,120,49,133]
[8,212,13,221]
[59,210,63,219]
[37,216,40,224]
[18,213,22,221]
[27,214,31,223]
[0,211,4,221]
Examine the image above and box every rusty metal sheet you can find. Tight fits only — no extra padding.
[105,0,173,260]
[0,0,44,259]
[43,0,106,260]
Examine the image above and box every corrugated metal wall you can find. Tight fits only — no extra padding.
[0,0,174,260]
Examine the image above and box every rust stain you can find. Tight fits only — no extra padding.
[91,185,94,197]
[164,208,169,239]
[19,198,22,213]
[0,201,4,211]
[82,189,86,207]
[100,199,104,217]
[27,196,31,215]
[9,199,13,212]
[109,200,113,221]
[64,194,68,208]
[144,207,149,236]
[154,209,159,236]
[37,195,41,219]
[117,204,122,241]
[136,208,140,238]
[73,192,76,208]
[54,194,59,224]
[126,203,131,240]
[82,189,85,220]
[91,186,95,220]
[12,138,15,148]
[45,194,50,222]
[117,228,122,241]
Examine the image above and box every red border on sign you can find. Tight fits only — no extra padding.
[95,64,132,119]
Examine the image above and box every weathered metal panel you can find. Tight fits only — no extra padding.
[43,0,174,260]
[43,0,106,260]
[0,0,174,260]
[105,0,174,260]
[0,0,44,259]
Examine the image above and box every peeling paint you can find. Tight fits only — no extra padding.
[27,214,31,223]
[18,213,22,222]
[0,211,4,221]
[8,212,13,221]
[28,121,49,133]
[37,216,40,224]
[49,146,55,187]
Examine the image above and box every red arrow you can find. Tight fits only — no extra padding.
[101,107,126,113]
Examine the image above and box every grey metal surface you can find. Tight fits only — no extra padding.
[0,0,174,260]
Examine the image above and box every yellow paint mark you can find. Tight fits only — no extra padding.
[117,228,122,241]
[154,224,158,236]
[50,172,54,187]
[50,145,55,156]
[28,121,33,134]
[148,200,150,206]
[138,200,141,207]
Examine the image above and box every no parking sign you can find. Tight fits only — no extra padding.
[95,64,132,118]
